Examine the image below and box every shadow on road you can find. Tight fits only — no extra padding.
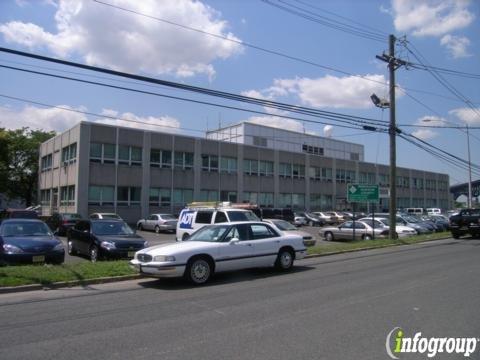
[138,265,315,290]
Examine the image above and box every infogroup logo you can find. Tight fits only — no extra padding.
[386,327,479,359]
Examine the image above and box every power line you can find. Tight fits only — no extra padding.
[0,46,391,128]
[407,61,480,80]
[0,63,384,133]
[261,0,385,42]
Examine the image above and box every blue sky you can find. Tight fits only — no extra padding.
[0,0,478,186]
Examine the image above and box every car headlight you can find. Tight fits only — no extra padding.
[100,241,116,250]
[3,244,23,254]
[53,243,64,251]
[153,255,176,262]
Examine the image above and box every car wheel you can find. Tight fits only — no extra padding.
[67,239,76,255]
[155,225,160,234]
[363,234,372,240]
[185,257,212,285]
[325,232,334,241]
[138,223,144,231]
[309,221,313,226]
[452,232,460,239]
[89,245,99,263]
[275,248,294,271]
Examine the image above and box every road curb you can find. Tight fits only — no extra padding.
[0,274,142,294]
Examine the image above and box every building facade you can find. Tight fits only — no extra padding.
[39,122,450,223]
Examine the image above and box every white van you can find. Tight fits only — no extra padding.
[176,203,260,241]
[426,208,442,215]
[406,208,424,215]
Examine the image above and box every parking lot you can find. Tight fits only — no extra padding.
[59,225,336,263]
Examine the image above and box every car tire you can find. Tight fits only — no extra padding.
[155,225,160,234]
[325,232,334,241]
[67,239,76,255]
[138,223,144,231]
[452,232,460,239]
[275,248,294,271]
[363,234,372,240]
[90,245,99,263]
[185,257,212,285]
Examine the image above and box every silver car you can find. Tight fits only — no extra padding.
[263,219,316,247]
[321,220,389,241]
[137,214,177,233]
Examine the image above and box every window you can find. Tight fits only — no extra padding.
[309,166,321,181]
[117,186,141,206]
[41,154,52,171]
[302,144,324,156]
[149,188,171,206]
[88,186,114,205]
[250,224,277,239]
[322,168,333,182]
[40,189,51,206]
[220,157,237,173]
[253,136,267,147]
[118,145,142,166]
[199,190,218,202]
[259,160,274,176]
[220,191,237,203]
[202,154,218,172]
[379,174,389,186]
[350,153,359,161]
[90,143,116,164]
[244,159,258,176]
[279,163,292,178]
[292,164,305,179]
[173,188,193,206]
[150,149,172,168]
[214,211,228,223]
[174,152,194,170]
[60,185,75,206]
[359,172,376,184]
[196,211,213,224]
[61,143,77,164]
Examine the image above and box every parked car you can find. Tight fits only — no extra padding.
[298,212,326,227]
[252,208,295,224]
[263,218,316,246]
[428,215,450,231]
[67,219,148,262]
[368,213,432,235]
[45,213,82,236]
[293,213,307,226]
[321,220,390,241]
[449,208,480,238]
[0,219,64,265]
[326,211,345,222]
[89,213,122,220]
[131,222,307,285]
[0,208,38,222]
[176,206,259,241]
[312,212,337,225]
[137,214,177,233]
[358,217,417,238]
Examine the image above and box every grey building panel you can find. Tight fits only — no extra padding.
[219,173,237,191]
[151,133,173,149]
[150,168,174,188]
[172,169,195,188]
[89,163,116,185]
[174,136,195,152]
[200,172,220,190]
[90,124,116,143]
[200,139,219,154]
[117,166,143,187]
[118,128,144,146]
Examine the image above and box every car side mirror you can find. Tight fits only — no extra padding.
[229,237,240,244]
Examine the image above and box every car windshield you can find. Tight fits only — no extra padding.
[161,215,176,220]
[101,214,121,219]
[227,211,259,222]
[1,221,52,237]
[92,221,134,235]
[272,220,297,231]
[188,225,230,242]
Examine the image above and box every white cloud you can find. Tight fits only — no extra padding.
[440,34,471,58]
[0,0,243,79]
[247,116,307,133]
[412,128,438,140]
[0,105,181,133]
[244,74,391,109]
[0,104,87,132]
[392,0,474,37]
[450,107,480,125]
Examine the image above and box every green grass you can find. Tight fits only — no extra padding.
[307,231,451,256]
[0,261,137,287]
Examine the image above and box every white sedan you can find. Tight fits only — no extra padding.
[130,221,307,285]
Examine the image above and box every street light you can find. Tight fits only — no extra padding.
[422,118,472,208]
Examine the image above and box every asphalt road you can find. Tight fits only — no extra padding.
[1,238,479,360]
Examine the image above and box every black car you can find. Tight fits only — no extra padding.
[67,219,148,262]
[45,213,83,236]
[0,208,38,222]
[0,219,65,265]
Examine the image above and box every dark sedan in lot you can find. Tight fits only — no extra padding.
[67,219,148,262]
[45,212,82,236]
[0,219,65,265]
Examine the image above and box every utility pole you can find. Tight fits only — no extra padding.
[388,34,397,240]
[467,124,472,208]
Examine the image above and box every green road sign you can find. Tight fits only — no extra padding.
[347,184,379,202]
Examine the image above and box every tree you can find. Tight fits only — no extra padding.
[0,128,55,206]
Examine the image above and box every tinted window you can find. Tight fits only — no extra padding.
[9,211,38,219]
[214,211,228,223]
[75,221,90,232]
[92,221,134,235]
[341,222,353,229]
[195,211,213,224]
[188,225,230,242]
[354,222,366,229]
[261,208,274,218]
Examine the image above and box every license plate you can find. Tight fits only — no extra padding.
[128,251,136,258]
[32,255,45,263]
